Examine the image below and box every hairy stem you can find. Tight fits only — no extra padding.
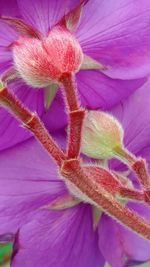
[68,109,85,158]
[0,86,66,166]
[111,172,145,202]
[60,73,85,158]
[61,159,150,240]
[132,158,150,189]
[60,73,79,112]
[115,147,150,190]
[119,187,144,202]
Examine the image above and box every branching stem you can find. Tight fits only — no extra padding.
[0,87,66,166]
[1,83,150,241]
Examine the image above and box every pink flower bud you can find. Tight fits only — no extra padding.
[81,111,123,159]
[13,26,83,87]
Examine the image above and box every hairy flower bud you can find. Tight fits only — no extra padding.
[13,26,83,87]
[81,111,123,159]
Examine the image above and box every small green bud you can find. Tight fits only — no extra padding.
[81,111,123,159]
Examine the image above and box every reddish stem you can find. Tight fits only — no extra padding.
[60,73,85,158]
[0,87,66,166]
[61,159,150,240]
[60,73,79,111]
[132,159,150,189]
[119,187,144,202]
[114,146,136,165]
[115,147,150,191]
[67,109,85,158]
[26,116,66,166]
[84,165,145,203]
[111,172,145,202]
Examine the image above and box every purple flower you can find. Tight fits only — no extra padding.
[1,1,150,266]
[0,81,150,267]
[0,0,149,150]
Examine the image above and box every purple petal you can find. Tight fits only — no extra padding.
[108,79,150,173]
[76,0,150,79]
[98,202,150,267]
[0,233,14,243]
[0,131,66,181]
[111,79,150,156]
[0,51,13,74]
[0,137,66,234]
[0,0,20,17]
[11,205,104,267]
[0,80,44,151]
[0,23,18,74]
[0,0,21,73]
[76,70,146,109]
[42,90,67,132]
[17,0,80,35]
[42,73,146,132]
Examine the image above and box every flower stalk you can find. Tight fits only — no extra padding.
[1,83,150,241]
[60,73,85,158]
[115,146,150,192]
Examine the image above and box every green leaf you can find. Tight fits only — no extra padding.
[0,243,12,264]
